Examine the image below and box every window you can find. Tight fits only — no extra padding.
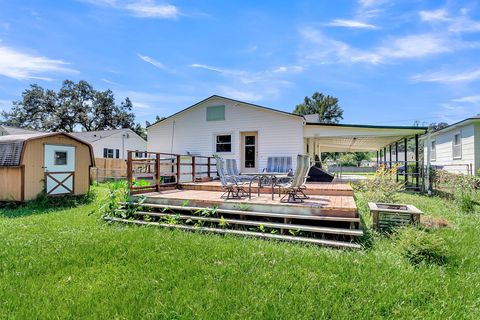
[206,105,225,121]
[453,133,462,159]
[115,149,120,159]
[215,135,232,153]
[103,148,114,158]
[431,141,436,161]
[54,151,67,165]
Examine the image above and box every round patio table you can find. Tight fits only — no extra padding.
[242,172,289,200]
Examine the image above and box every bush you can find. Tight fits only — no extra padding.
[354,165,404,203]
[396,228,448,266]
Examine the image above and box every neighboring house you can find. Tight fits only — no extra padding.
[423,116,480,175]
[71,128,147,159]
[147,95,425,172]
[0,125,39,136]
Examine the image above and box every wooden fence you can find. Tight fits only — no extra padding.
[90,158,127,182]
[127,151,217,194]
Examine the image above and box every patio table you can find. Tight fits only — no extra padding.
[242,172,289,200]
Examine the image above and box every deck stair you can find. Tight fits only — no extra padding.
[113,202,363,249]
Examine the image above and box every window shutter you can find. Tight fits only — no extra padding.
[206,105,225,121]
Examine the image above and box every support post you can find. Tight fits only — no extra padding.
[155,153,161,192]
[176,154,181,185]
[415,134,419,190]
[383,147,387,165]
[425,132,431,194]
[404,138,408,187]
[395,141,399,182]
[389,145,392,169]
[127,151,133,192]
[192,156,196,182]
[207,157,211,178]
[376,150,379,166]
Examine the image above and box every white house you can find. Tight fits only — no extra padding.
[0,125,38,136]
[71,128,147,159]
[423,116,480,175]
[147,95,426,172]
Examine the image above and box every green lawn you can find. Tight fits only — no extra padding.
[1,185,480,319]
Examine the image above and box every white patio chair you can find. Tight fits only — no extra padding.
[276,155,314,203]
[214,156,248,199]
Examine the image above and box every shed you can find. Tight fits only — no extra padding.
[0,132,95,201]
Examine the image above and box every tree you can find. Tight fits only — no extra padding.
[1,80,145,138]
[293,92,343,124]
[428,122,448,133]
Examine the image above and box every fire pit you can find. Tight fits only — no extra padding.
[368,202,422,231]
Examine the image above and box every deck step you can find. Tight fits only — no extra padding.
[122,202,360,223]
[133,211,363,236]
[105,217,362,249]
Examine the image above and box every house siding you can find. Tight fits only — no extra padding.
[147,97,304,170]
[475,123,480,175]
[90,130,147,159]
[424,123,476,174]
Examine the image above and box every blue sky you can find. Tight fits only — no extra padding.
[0,0,479,127]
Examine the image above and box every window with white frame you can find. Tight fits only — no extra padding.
[215,134,232,153]
[431,140,436,161]
[103,148,114,158]
[453,133,462,159]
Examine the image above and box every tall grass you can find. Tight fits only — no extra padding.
[1,185,479,319]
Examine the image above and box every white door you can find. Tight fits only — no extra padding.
[44,144,76,195]
[241,132,258,173]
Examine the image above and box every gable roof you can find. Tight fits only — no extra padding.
[0,132,95,166]
[0,125,39,135]
[70,128,144,143]
[147,95,303,128]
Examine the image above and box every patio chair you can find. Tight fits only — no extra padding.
[225,159,252,182]
[214,156,248,199]
[276,155,314,203]
[263,156,293,174]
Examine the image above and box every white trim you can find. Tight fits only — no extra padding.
[213,132,234,154]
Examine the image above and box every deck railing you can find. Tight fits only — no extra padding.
[127,151,217,194]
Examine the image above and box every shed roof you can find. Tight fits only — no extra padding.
[0,132,95,167]
[70,128,142,143]
[0,125,39,135]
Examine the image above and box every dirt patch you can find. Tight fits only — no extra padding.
[421,216,454,229]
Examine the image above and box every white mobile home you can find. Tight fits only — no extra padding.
[147,95,426,173]
[423,116,480,175]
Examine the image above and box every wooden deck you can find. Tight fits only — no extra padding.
[136,188,357,218]
[179,181,354,196]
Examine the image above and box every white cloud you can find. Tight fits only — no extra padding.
[327,19,377,29]
[411,68,480,83]
[138,54,167,70]
[419,9,449,22]
[217,86,264,102]
[83,0,179,19]
[0,46,77,80]
[358,0,387,8]
[299,26,475,65]
[451,95,480,103]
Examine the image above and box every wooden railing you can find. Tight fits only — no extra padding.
[127,151,217,194]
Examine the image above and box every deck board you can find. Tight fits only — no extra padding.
[179,181,353,196]
[136,189,357,218]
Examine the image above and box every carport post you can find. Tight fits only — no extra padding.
[415,134,419,190]
[383,147,387,165]
[376,150,379,166]
[389,145,392,169]
[404,138,408,187]
[395,141,399,182]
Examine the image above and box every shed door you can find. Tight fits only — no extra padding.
[44,144,76,195]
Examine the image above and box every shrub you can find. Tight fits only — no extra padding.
[395,228,448,266]
[354,165,404,203]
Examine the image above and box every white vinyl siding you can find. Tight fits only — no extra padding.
[424,123,477,174]
[431,140,436,161]
[90,130,146,159]
[147,97,304,170]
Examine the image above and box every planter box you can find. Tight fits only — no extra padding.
[368,202,422,230]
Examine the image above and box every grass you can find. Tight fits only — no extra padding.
[1,185,480,319]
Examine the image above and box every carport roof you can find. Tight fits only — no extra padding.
[304,122,427,152]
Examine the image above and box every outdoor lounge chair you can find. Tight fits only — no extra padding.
[276,154,314,203]
[214,156,248,199]
[263,156,293,174]
[225,159,252,182]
